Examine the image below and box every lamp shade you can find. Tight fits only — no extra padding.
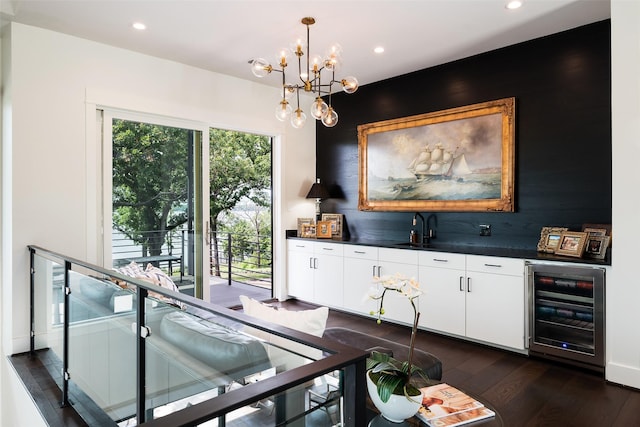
[306,179,330,199]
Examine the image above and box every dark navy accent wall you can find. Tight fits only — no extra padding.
[315,20,611,250]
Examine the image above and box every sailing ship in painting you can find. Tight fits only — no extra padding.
[407,143,472,181]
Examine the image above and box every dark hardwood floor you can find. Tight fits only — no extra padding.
[12,295,640,426]
[276,299,640,427]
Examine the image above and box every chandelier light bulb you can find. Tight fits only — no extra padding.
[283,85,296,100]
[309,54,323,74]
[275,100,292,121]
[310,97,329,120]
[321,107,338,127]
[251,58,272,78]
[276,48,292,68]
[291,109,307,128]
[291,36,306,55]
[342,76,359,94]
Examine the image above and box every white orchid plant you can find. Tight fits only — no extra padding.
[366,273,429,403]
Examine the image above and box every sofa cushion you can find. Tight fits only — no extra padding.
[159,311,271,381]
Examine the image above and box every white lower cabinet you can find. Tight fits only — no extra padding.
[376,248,419,326]
[287,240,315,301]
[342,245,379,317]
[287,240,344,307]
[287,239,526,351]
[418,252,526,350]
[465,255,525,350]
[313,242,344,308]
[418,252,467,336]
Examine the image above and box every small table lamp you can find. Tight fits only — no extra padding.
[306,178,330,220]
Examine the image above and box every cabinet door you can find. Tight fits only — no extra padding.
[419,265,466,336]
[343,245,379,317]
[465,271,525,350]
[377,248,419,326]
[287,241,314,301]
[314,243,344,308]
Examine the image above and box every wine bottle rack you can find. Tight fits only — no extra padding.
[527,263,605,372]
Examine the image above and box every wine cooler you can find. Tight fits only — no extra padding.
[527,263,605,372]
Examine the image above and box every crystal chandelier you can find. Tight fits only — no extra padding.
[250,17,358,128]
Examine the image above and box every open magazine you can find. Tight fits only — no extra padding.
[415,383,495,427]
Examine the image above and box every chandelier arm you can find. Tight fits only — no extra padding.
[306,21,311,87]
[281,66,287,99]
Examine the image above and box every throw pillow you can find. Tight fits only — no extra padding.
[239,295,329,370]
[239,295,328,337]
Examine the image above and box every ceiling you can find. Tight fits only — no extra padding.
[1,0,610,89]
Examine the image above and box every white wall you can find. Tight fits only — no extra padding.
[608,0,640,387]
[1,22,317,425]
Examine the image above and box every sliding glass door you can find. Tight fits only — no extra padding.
[102,111,208,298]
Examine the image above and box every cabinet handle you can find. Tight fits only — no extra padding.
[309,257,314,269]
[433,258,449,263]
[322,247,334,251]
[372,265,377,277]
[459,276,464,292]
[377,266,382,276]
[354,250,366,254]
[295,245,306,248]
[314,258,318,269]
[484,263,502,268]
[467,277,472,292]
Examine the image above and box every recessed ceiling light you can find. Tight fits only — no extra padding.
[506,1,523,10]
[374,46,385,54]
[132,22,146,30]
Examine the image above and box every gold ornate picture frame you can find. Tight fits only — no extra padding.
[537,226,568,253]
[297,218,314,237]
[357,97,515,212]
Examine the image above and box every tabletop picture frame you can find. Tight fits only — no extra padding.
[585,235,610,260]
[316,221,333,239]
[537,226,568,253]
[297,218,314,237]
[301,223,316,238]
[554,231,588,258]
[321,213,343,238]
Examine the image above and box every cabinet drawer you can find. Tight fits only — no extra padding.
[418,251,466,270]
[466,255,523,276]
[378,247,419,265]
[315,242,344,256]
[343,244,378,260]
[287,239,314,253]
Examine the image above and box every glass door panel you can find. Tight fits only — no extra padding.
[104,113,207,298]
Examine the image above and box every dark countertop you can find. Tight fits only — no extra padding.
[286,234,611,266]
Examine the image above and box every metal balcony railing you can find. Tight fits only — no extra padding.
[27,245,368,426]
[112,229,273,290]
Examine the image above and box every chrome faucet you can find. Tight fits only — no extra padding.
[412,212,426,244]
[427,213,438,239]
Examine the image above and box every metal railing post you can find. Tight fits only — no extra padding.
[29,248,35,354]
[61,260,72,408]
[136,286,148,424]
[227,233,232,286]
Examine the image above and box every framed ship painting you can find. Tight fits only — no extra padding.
[357,97,515,212]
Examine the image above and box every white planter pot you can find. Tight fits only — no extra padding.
[366,370,423,423]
